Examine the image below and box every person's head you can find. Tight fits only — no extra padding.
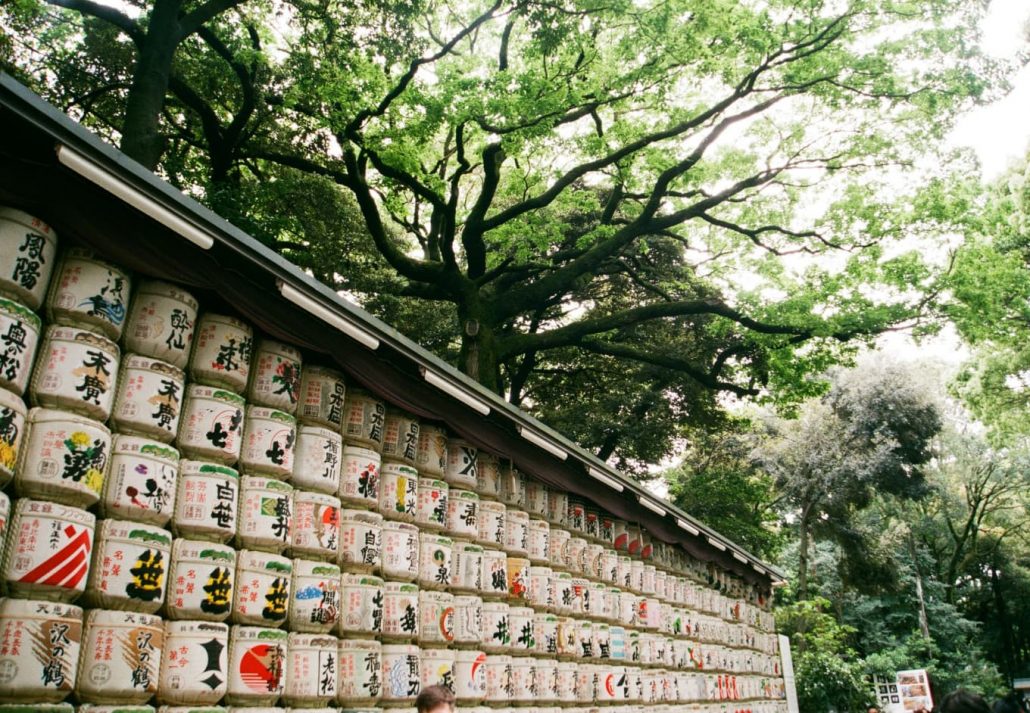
[994,691,1025,713]
[940,689,992,713]
[868,707,880,713]
[416,684,456,713]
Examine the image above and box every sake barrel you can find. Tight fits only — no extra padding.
[0,598,81,701]
[232,550,292,627]
[289,559,342,633]
[454,650,487,702]
[0,298,41,397]
[509,656,535,702]
[569,578,588,616]
[616,557,632,591]
[526,518,549,565]
[474,452,502,501]
[585,582,607,620]
[483,654,511,704]
[523,480,548,519]
[626,525,642,558]
[414,477,448,532]
[480,548,508,600]
[381,580,419,642]
[565,539,587,577]
[46,247,130,341]
[339,509,383,574]
[297,365,346,430]
[497,465,524,509]
[476,499,505,549]
[176,385,245,464]
[111,354,185,441]
[451,539,484,594]
[237,476,293,553]
[452,595,483,647]
[0,387,27,488]
[172,460,239,542]
[577,620,595,659]
[343,389,385,451]
[100,435,179,526]
[31,326,120,422]
[0,207,58,310]
[292,424,342,495]
[291,490,341,562]
[535,657,558,701]
[592,622,611,661]
[615,590,635,627]
[584,508,601,542]
[164,538,235,621]
[503,510,529,558]
[583,545,604,583]
[379,462,418,523]
[247,339,302,414]
[380,643,421,704]
[381,409,419,467]
[533,612,559,656]
[380,521,418,582]
[340,445,380,509]
[0,491,9,560]
[336,638,382,705]
[445,489,478,540]
[123,280,198,368]
[225,626,287,705]
[599,515,615,548]
[414,423,447,477]
[527,566,551,611]
[507,606,534,652]
[555,617,579,660]
[550,572,573,616]
[546,528,569,572]
[555,661,577,702]
[480,601,510,652]
[417,532,452,591]
[285,632,338,706]
[597,664,618,703]
[157,620,229,704]
[444,439,477,489]
[189,313,254,392]
[417,589,455,646]
[641,565,656,596]
[84,519,172,613]
[639,534,653,561]
[566,500,585,535]
[239,406,296,479]
[419,647,454,692]
[545,491,567,528]
[16,407,110,507]
[612,521,629,553]
[1,498,95,601]
[628,561,644,595]
[76,609,163,703]
[338,573,384,637]
[598,549,617,586]
[609,626,627,662]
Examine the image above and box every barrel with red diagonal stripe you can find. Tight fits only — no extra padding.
[1,498,95,601]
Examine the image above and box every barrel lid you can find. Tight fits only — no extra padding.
[0,206,55,234]
[254,337,302,359]
[113,433,180,463]
[179,459,239,479]
[185,383,246,406]
[171,538,236,561]
[342,443,380,457]
[124,352,186,380]
[0,296,41,328]
[0,386,27,415]
[0,597,82,618]
[86,608,163,627]
[245,404,296,424]
[164,619,229,635]
[293,558,341,576]
[45,324,120,353]
[134,278,199,310]
[239,548,292,572]
[297,423,341,438]
[341,573,384,586]
[99,518,173,546]
[232,625,288,640]
[241,474,293,492]
[341,508,383,523]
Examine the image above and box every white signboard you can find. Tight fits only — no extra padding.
[779,634,800,713]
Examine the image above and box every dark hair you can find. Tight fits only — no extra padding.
[993,692,1025,713]
[940,689,992,713]
[416,684,456,713]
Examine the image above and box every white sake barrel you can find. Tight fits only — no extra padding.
[556,617,579,660]
[626,525,643,558]
[292,424,342,495]
[0,297,41,397]
[483,654,511,704]
[569,578,588,616]
[84,519,172,613]
[503,509,529,557]
[609,626,627,661]
[123,280,198,368]
[172,460,239,542]
[451,539,483,593]
[289,559,342,633]
[225,625,287,705]
[100,435,178,525]
[1,498,95,601]
[239,406,296,479]
[157,620,228,704]
[526,518,549,565]
[285,632,338,706]
[237,476,293,553]
[527,566,551,611]
[454,649,486,702]
[111,354,185,441]
[616,556,632,591]
[380,643,421,704]
[46,247,130,341]
[165,538,235,620]
[544,491,566,529]
[628,561,644,595]
[189,313,253,392]
[626,631,641,665]
[585,508,601,542]
[509,656,535,702]
[566,500,585,535]
[381,521,418,582]
[336,638,382,705]
[338,573,384,637]
[381,408,419,466]
[536,658,559,702]
[340,509,382,574]
[414,476,448,532]
[444,439,477,489]
[0,207,58,310]
[417,589,455,646]
[598,549,617,586]
[577,620,595,660]
[523,480,548,519]
[76,609,163,703]
[575,662,594,701]
[31,325,120,422]
[381,580,420,642]
[546,528,569,572]
[597,664,619,702]
[508,607,534,652]
[481,548,508,600]
[555,661,577,702]
[452,594,483,647]
[296,366,346,433]
[232,550,292,627]
[599,515,615,548]
[445,488,478,540]
[615,590,635,627]
[379,462,418,522]
[0,491,9,561]
[414,423,447,479]
[533,612,559,656]
[506,557,529,604]
[476,499,505,549]
[480,601,510,652]
[291,490,341,562]
[0,387,27,488]
[247,339,302,414]
[641,565,656,596]
[340,445,380,508]
[551,572,573,616]
[474,451,502,501]
[0,598,81,701]
[592,622,611,661]
[658,603,673,635]
[16,406,110,507]
[343,388,385,450]
[640,534,653,561]
[418,532,452,591]
[583,545,604,583]
[419,646,454,691]
[176,385,245,464]
[498,463,524,509]
[613,521,629,552]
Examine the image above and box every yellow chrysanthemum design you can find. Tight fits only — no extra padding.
[69,431,91,448]
[84,467,104,494]
[0,442,14,469]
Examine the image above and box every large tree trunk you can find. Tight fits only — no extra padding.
[120,0,182,169]
[798,502,812,599]
[908,533,931,640]
[458,297,502,394]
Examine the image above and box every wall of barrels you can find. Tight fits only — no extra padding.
[0,205,787,713]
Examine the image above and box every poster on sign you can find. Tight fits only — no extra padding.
[897,669,934,711]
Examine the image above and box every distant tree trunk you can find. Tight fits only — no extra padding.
[798,501,812,599]
[908,533,931,640]
[990,557,1015,684]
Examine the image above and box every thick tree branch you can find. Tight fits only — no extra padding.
[177,0,247,40]
[44,0,142,43]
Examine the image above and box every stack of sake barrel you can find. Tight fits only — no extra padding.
[0,205,787,713]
